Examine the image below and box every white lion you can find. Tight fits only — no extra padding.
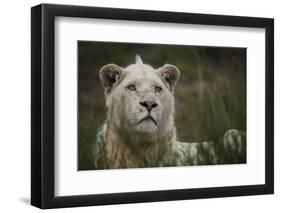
[94,55,245,168]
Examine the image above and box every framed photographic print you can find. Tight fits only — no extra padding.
[31,3,274,209]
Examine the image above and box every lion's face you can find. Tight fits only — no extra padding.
[112,65,167,133]
[99,57,180,135]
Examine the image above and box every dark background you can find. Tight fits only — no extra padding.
[78,41,246,170]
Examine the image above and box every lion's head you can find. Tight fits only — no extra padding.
[99,55,180,138]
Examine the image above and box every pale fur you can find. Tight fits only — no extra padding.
[95,55,245,168]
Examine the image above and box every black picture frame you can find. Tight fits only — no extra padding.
[31,3,274,209]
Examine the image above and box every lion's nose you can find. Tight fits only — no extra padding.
[139,101,158,113]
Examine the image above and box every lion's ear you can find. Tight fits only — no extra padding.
[99,64,123,94]
[158,64,180,92]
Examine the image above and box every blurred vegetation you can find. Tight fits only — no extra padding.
[78,41,246,170]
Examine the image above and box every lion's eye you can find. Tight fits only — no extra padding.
[127,84,136,91]
[155,86,162,93]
